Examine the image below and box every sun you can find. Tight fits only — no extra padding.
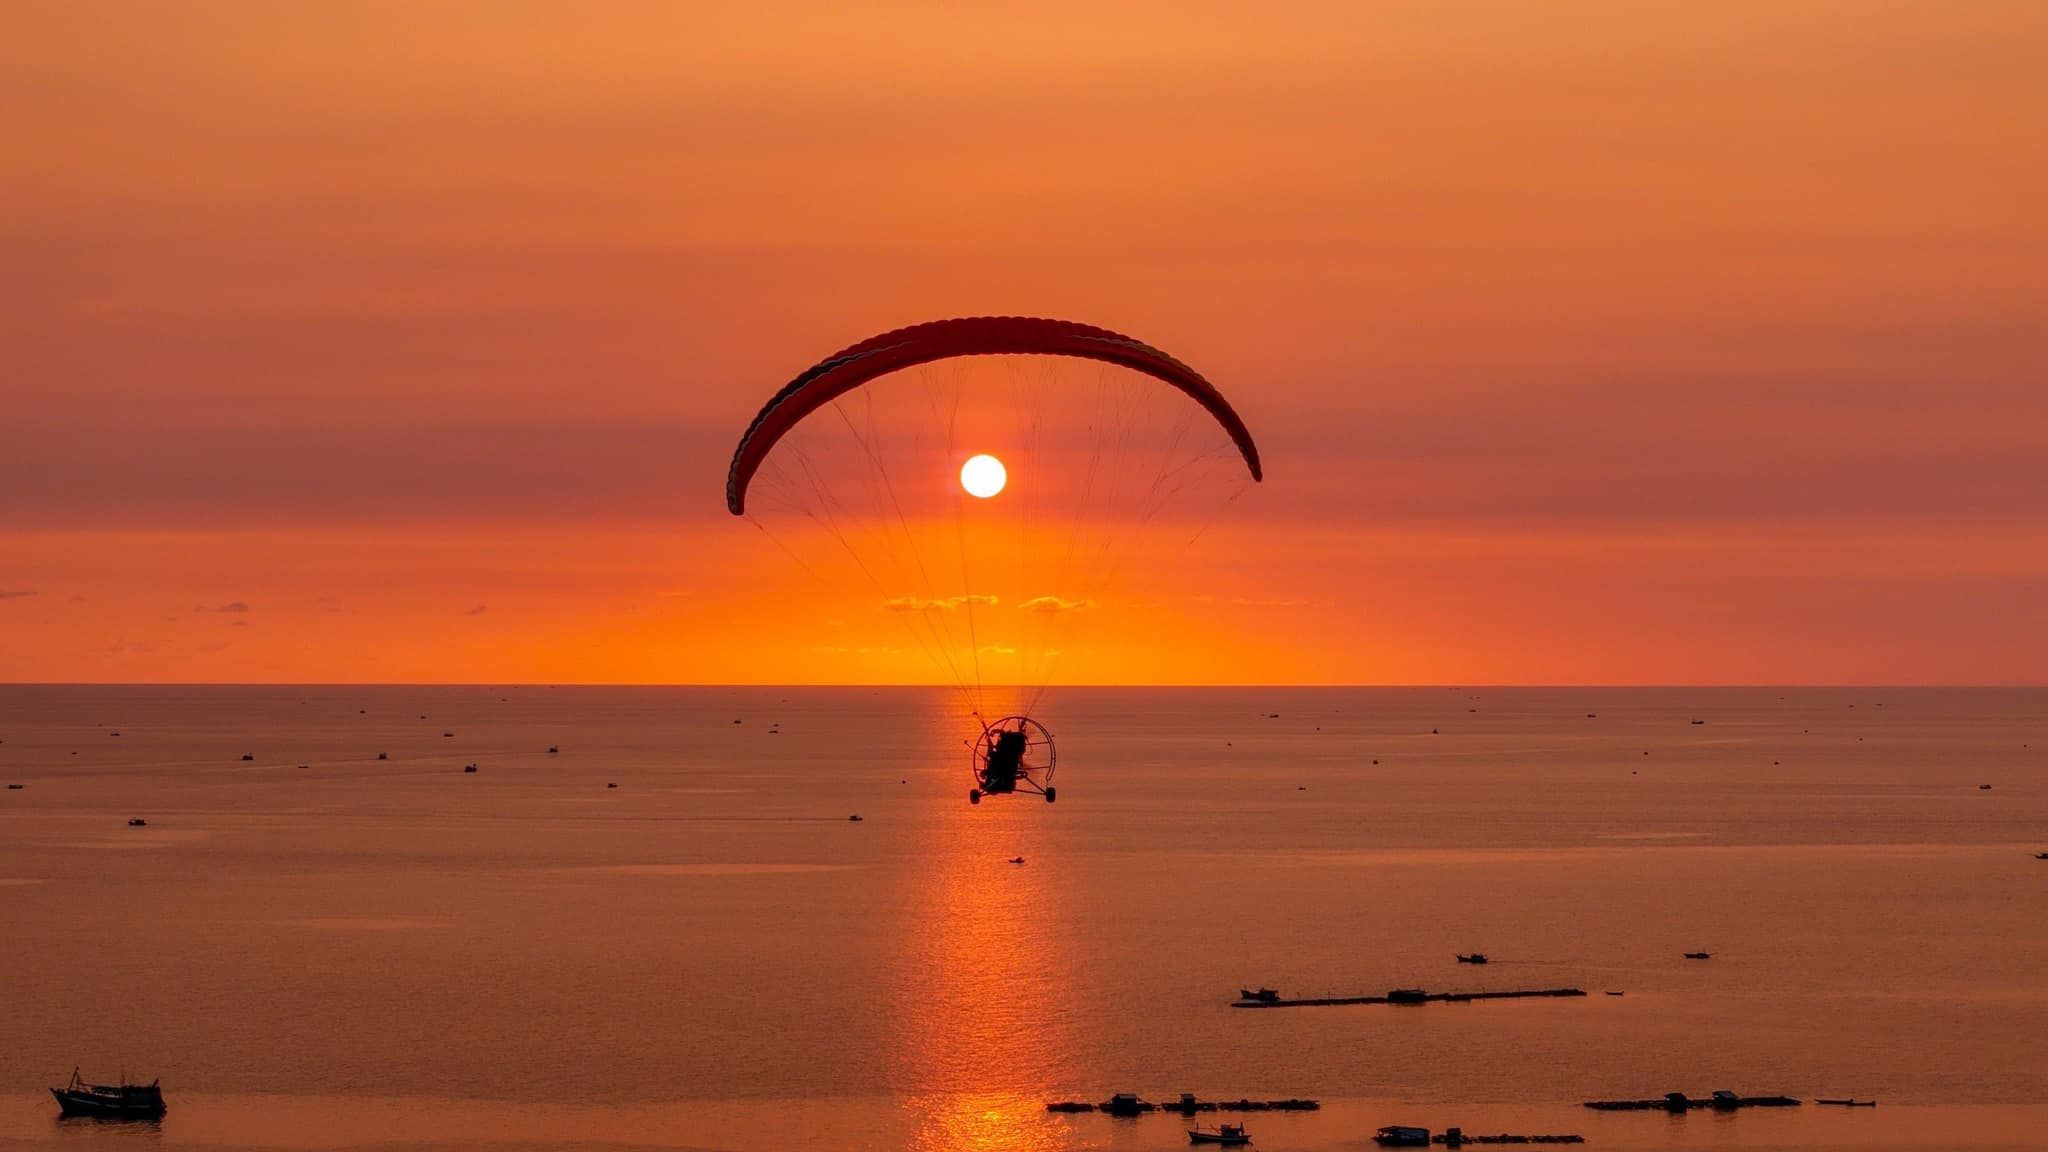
[960,453,1007,498]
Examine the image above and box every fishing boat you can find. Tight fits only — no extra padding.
[51,1070,166,1119]
[1238,987,1280,1003]
[1190,1122,1251,1146]
[1456,953,1489,964]
[1374,1126,1431,1147]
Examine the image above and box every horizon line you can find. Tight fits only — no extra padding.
[2,681,2044,690]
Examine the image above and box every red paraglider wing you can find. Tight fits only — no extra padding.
[725,316,1262,515]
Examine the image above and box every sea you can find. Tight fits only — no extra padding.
[0,685,2043,1152]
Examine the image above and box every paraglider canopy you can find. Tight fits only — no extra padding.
[726,316,1261,515]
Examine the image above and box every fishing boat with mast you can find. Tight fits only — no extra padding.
[51,1069,166,1119]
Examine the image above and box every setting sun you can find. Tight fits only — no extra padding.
[960,454,1007,499]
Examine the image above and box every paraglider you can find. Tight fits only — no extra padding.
[726,316,1261,804]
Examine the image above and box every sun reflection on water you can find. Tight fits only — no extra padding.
[892,689,1077,1152]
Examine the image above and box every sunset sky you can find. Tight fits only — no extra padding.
[4,2,2045,684]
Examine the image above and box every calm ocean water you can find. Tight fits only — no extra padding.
[1,685,2043,1151]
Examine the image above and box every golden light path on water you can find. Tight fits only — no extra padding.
[894,688,1074,1152]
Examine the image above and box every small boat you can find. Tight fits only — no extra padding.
[1045,1101,1093,1113]
[1007,856,1026,864]
[462,764,478,773]
[1817,1098,1877,1107]
[1189,1123,1251,1146]
[607,783,618,789]
[1683,952,1711,959]
[240,753,254,761]
[1456,953,1489,964]
[1239,987,1280,1003]
[1270,1098,1319,1110]
[377,753,388,760]
[1605,990,1624,996]
[127,818,147,827]
[2036,852,2048,860]
[848,814,863,822]
[1375,1126,1431,1147]
[6,783,22,789]
[1388,988,1429,1004]
[51,1069,166,1119]
[547,745,559,754]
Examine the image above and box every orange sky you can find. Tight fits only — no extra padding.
[4,2,2045,685]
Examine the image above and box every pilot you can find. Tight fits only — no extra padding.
[981,728,1026,793]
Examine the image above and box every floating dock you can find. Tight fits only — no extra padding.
[1438,1134,1584,1146]
[1233,987,1586,1008]
[1584,1092,1799,1112]
[1046,1094,1319,1115]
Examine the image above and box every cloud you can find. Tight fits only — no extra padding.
[463,604,488,615]
[882,594,998,613]
[1018,595,1094,614]
[0,589,38,600]
[198,601,249,613]
[1229,597,1334,609]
